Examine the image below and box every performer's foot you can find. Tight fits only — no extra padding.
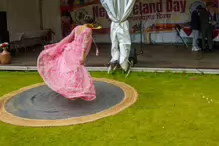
[107,63,113,74]
[123,61,132,78]
[108,60,119,74]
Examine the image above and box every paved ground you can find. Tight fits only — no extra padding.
[2,43,219,69]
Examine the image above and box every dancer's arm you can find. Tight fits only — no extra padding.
[82,28,92,50]
[68,28,76,42]
[81,28,92,63]
[55,28,75,49]
[48,28,76,57]
[80,51,86,65]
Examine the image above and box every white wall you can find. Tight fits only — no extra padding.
[0,0,7,11]
[6,0,41,33]
[0,0,62,42]
[42,0,62,41]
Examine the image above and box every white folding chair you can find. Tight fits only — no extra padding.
[9,33,24,53]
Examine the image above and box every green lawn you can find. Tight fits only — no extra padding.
[0,71,219,146]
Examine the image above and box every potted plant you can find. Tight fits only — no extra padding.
[0,42,11,64]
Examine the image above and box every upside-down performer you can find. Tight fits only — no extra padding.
[100,0,136,73]
[37,15,100,101]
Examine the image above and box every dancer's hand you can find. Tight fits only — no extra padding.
[80,60,85,65]
[80,52,86,65]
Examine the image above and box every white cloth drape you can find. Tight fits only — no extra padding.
[101,0,136,71]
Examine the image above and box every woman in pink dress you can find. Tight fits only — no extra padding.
[37,16,97,101]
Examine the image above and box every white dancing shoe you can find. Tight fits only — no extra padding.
[107,60,119,74]
[192,47,201,52]
[124,60,133,78]
[107,60,133,78]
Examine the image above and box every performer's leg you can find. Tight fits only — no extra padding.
[110,22,120,63]
[119,43,131,71]
[111,36,119,63]
[117,21,131,71]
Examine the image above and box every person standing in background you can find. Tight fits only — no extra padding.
[211,6,218,28]
[191,5,203,51]
[68,0,75,5]
[199,2,214,52]
[61,11,73,38]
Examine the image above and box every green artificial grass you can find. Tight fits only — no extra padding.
[0,71,219,146]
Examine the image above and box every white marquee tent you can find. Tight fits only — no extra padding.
[0,0,62,43]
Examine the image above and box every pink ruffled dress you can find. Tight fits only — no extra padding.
[37,26,96,101]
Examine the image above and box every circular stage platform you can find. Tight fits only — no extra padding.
[0,78,138,127]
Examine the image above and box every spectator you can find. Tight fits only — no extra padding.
[191,5,203,51]
[61,11,73,37]
[199,2,214,51]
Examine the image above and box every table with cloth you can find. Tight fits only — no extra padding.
[180,27,219,42]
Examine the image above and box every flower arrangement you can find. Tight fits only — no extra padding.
[0,42,9,50]
[0,42,11,64]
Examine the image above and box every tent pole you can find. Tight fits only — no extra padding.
[39,0,43,30]
[140,12,143,55]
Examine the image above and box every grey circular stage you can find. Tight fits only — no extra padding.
[5,81,125,120]
[0,78,138,127]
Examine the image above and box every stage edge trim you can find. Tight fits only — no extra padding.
[0,78,138,127]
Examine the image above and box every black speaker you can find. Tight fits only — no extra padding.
[129,48,138,65]
[0,30,9,42]
[0,11,7,31]
[0,11,9,53]
[0,11,9,43]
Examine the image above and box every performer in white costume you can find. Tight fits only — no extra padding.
[100,0,136,73]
